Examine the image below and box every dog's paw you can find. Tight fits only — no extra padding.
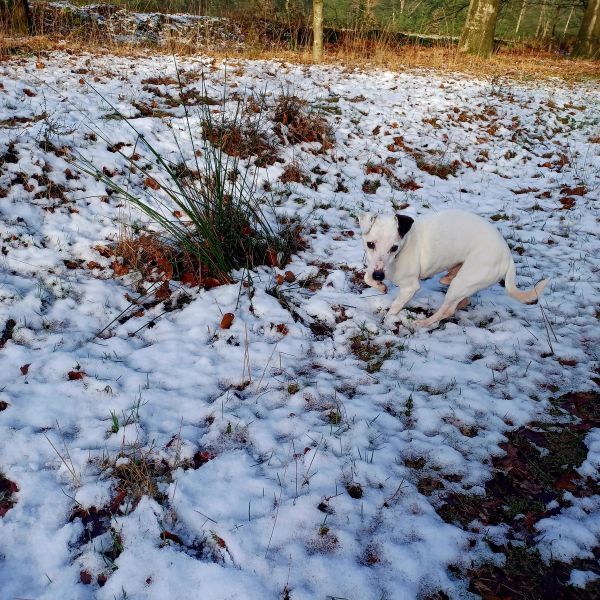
[413,318,439,330]
[384,312,415,333]
[383,314,399,331]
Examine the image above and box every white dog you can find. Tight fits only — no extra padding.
[359,210,548,328]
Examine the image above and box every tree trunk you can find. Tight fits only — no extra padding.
[458,0,500,58]
[312,0,323,62]
[549,4,561,39]
[2,0,32,35]
[563,6,574,37]
[535,4,546,39]
[515,0,527,36]
[543,3,560,40]
[572,0,600,58]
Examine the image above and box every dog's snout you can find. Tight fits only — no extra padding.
[372,270,385,281]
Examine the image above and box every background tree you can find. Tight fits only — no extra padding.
[458,0,500,57]
[350,0,379,25]
[313,0,324,61]
[514,0,528,37]
[572,0,600,57]
[0,0,32,35]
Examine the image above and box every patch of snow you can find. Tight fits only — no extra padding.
[569,569,600,588]
[0,51,598,598]
[536,494,600,562]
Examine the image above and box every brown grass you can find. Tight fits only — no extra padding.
[273,93,334,151]
[280,162,309,184]
[326,40,600,82]
[201,119,279,166]
[114,233,176,281]
[109,443,170,506]
[2,33,598,83]
[112,230,219,290]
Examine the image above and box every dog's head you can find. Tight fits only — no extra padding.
[359,213,414,282]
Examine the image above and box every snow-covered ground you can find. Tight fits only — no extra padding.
[0,53,599,599]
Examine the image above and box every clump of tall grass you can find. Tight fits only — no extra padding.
[74,75,303,284]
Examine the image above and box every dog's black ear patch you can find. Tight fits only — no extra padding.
[396,215,414,237]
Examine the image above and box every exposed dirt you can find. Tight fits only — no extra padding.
[438,390,600,598]
[0,473,19,517]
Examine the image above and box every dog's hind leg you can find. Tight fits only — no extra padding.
[457,297,470,310]
[417,264,491,328]
[416,303,457,328]
[439,263,462,285]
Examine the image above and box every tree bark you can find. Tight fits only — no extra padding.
[563,6,574,37]
[543,3,560,40]
[535,4,546,39]
[572,0,600,58]
[312,0,323,62]
[1,0,32,35]
[549,3,561,39]
[458,0,500,58]
[515,0,527,36]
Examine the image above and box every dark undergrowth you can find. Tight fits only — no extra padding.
[436,390,600,599]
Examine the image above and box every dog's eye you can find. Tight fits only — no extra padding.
[390,245,399,253]
[367,242,375,249]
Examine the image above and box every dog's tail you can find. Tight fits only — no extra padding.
[504,259,549,304]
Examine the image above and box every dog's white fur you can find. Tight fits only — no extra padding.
[359,209,549,328]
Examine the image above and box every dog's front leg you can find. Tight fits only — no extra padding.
[384,282,419,329]
[388,280,420,315]
[364,272,387,294]
[384,279,421,328]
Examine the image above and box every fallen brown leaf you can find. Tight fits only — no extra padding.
[265,249,279,267]
[80,570,93,585]
[220,313,234,329]
[560,185,586,196]
[154,281,171,301]
[144,176,160,190]
[111,261,129,276]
